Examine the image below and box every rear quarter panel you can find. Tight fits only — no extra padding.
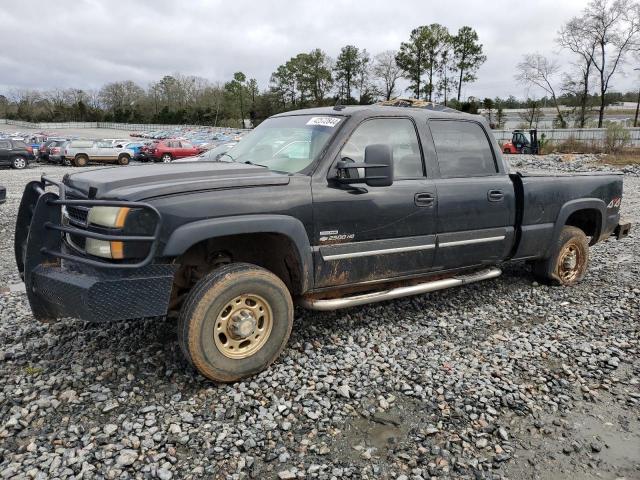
[513,173,623,260]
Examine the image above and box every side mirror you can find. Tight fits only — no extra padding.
[335,144,394,187]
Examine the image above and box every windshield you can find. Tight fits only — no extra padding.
[222,114,342,173]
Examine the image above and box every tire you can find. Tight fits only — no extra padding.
[74,154,88,167]
[178,263,293,382]
[532,226,589,286]
[503,149,510,154]
[11,156,27,169]
[117,154,130,166]
[161,153,172,163]
[62,157,72,166]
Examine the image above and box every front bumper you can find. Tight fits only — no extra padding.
[15,176,177,323]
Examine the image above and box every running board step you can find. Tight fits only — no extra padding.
[299,267,502,311]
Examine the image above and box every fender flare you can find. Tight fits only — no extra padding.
[162,214,314,292]
[546,198,606,257]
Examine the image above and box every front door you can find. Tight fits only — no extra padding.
[0,140,10,164]
[428,119,516,270]
[312,117,438,288]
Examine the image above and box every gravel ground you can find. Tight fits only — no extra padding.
[0,155,638,480]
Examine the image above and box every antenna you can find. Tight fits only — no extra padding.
[334,99,345,111]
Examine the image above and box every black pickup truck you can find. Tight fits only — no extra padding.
[15,103,631,382]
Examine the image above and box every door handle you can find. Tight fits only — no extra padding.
[488,190,504,202]
[415,192,435,207]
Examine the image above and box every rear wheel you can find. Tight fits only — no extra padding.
[117,154,130,166]
[178,263,293,382]
[74,154,88,167]
[532,226,589,286]
[161,153,172,163]
[62,157,72,166]
[11,156,27,169]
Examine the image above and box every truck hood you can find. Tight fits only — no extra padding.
[62,162,291,200]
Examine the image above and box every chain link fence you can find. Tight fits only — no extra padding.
[491,128,640,147]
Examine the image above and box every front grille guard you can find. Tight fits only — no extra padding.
[37,175,163,269]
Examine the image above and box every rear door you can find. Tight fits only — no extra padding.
[428,119,516,270]
[312,116,438,288]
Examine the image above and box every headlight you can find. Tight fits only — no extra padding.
[87,206,130,228]
[84,207,129,259]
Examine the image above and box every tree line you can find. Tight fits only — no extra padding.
[515,0,640,128]
[0,23,486,127]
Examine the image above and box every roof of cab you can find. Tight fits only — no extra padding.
[273,99,480,122]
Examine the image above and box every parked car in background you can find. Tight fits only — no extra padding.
[0,139,35,169]
[121,142,145,158]
[102,138,132,148]
[64,140,132,167]
[49,140,72,165]
[147,139,204,162]
[173,142,238,163]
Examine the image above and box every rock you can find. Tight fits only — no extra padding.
[476,438,489,449]
[116,449,138,467]
[103,424,118,435]
[336,384,350,399]
[278,471,296,480]
[102,400,119,413]
[157,468,173,479]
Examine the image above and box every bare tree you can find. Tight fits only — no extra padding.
[516,53,567,127]
[575,0,640,127]
[519,99,543,129]
[373,50,403,100]
[558,16,599,127]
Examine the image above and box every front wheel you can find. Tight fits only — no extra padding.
[11,156,27,169]
[161,153,172,163]
[178,263,293,382]
[117,154,130,166]
[532,226,589,286]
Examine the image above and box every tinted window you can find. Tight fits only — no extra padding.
[430,120,497,178]
[13,141,28,149]
[0,141,10,149]
[340,118,423,179]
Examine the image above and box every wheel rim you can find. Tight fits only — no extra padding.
[213,294,273,359]
[14,158,26,168]
[558,242,583,283]
[162,155,171,163]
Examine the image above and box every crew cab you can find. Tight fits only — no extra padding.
[147,139,204,162]
[15,103,631,382]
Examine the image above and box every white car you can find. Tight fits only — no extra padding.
[64,140,132,167]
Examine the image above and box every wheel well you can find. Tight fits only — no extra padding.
[172,233,305,306]
[565,209,601,240]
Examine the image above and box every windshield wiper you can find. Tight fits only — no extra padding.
[244,160,269,168]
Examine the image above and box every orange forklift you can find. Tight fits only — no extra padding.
[502,129,539,154]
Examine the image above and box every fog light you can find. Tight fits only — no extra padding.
[86,238,112,258]
[85,239,125,259]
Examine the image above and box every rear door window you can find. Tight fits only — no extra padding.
[430,120,498,178]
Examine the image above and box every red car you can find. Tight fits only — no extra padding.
[148,140,203,162]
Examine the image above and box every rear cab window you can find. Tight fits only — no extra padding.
[429,120,498,178]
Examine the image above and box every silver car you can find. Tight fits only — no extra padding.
[65,140,133,167]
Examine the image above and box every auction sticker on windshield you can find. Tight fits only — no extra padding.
[306,117,341,128]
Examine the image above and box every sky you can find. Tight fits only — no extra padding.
[0,0,637,100]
